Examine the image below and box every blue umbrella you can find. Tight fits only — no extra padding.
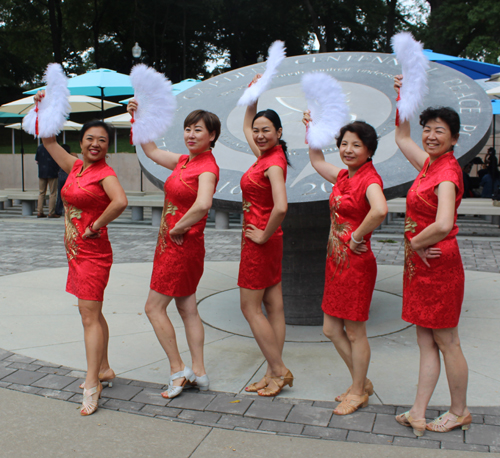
[423,50,500,80]
[491,100,500,149]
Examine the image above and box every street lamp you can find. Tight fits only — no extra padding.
[132,42,142,60]
[257,54,264,63]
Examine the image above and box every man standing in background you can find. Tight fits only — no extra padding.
[35,143,60,218]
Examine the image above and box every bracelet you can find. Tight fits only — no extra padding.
[351,232,363,244]
[88,221,101,234]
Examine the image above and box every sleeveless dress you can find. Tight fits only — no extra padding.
[150,150,219,297]
[322,161,383,322]
[403,152,464,329]
[61,159,116,301]
[238,145,287,290]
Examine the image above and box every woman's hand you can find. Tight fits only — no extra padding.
[169,224,191,246]
[245,224,267,244]
[413,244,442,268]
[127,98,138,115]
[394,75,403,94]
[249,74,262,87]
[82,226,100,240]
[349,239,368,254]
[34,90,45,103]
[302,110,311,127]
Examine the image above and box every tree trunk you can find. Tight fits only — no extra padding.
[47,0,62,63]
[303,0,327,52]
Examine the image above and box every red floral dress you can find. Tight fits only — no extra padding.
[150,151,219,297]
[238,145,287,290]
[322,161,383,322]
[403,152,464,329]
[62,159,116,301]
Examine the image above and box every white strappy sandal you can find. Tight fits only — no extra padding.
[161,366,195,399]
[80,382,102,416]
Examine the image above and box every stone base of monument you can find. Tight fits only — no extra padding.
[282,202,330,326]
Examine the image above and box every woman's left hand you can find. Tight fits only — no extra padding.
[414,246,442,267]
[245,224,267,245]
[349,239,368,254]
[82,226,100,239]
[169,225,190,246]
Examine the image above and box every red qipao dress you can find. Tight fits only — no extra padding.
[322,161,383,322]
[238,145,287,290]
[62,159,116,301]
[150,151,219,297]
[403,152,464,329]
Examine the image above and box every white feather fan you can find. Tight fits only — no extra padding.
[391,32,429,123]
[129,64,177,145]
[23,63,70,137]
[302,73,349,149]
[237,41,286,106]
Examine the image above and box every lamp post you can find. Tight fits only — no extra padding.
[132,42,143,190]
[257,54,264,63]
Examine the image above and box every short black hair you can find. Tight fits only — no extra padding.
[184,110,221,148]
[336,121,378,156]
[79,120,114,143]
[419,107,460,138]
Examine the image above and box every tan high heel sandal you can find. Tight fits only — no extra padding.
[426,411,472,433]
[245,376,270,393]
[334,393,369,416]
[395,411,426,437]
[257,370,294,397]
[80,382,102,416]
[335,379,374,402]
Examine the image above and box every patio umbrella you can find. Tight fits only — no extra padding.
[423,50,500,80]
[103,112,132,153]
[24,68,134,116]
[5,119,83,143]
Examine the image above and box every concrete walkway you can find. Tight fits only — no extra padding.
[1,218,500,455]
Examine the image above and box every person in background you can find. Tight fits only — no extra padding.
[35,143,60,218]
[55,144,78,216]
[480,149,500,198]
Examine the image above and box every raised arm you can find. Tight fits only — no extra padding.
[302,111,342,184]
[127,99,180,171]
[349,183,388,254]
[169,172,217,245]
[394,76,428,171]
[81,175,128,239]
[245,165,287,245]
[242,74,262,158]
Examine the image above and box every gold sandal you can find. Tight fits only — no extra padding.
[245,376,269,393]
[426,410,472,433]
[333,393,369,416]
[335,379,374,402]
[80,382,102,416]
[257,370,294,397]
[395,411,426,436]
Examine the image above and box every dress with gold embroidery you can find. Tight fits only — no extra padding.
[403,152,464,329]
[61,159,116,301]
[322,161,383,321]
[238,145,287,290]
[150,151,219,297]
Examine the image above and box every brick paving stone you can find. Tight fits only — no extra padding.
[329,411,375,432]
[423,428,464,443]
[67,370,86,379]
[393,437,440,449]
[33,360,60,368]
[0,366,16,380]
[302,426,348,440]
[102,399,145,412]
[206,394,253,415]
[36,366,71,376]
[158,416,194,424]
[347,430,394,445]
[440,442,490,453]
[0,349,14,360]
[312,400,336,409]
[472,414,484,424]
[140,404,181,418]
[130,389,169,406]
[485,415,500,426]
[7,383,41,394]
[465,424,500,447]
[6,362,42,372]
[37,388,75,401]
[111,377,132,385]
[245,400,292,421]
[5,354,37,364]
[470,407,500,416]
[259,420,303,435]
[372,413,416,438]
[68,393,83,403]
[363,405,397,415]
[1,369,46,385]
[395,406,439,419]
[216,415,261,430]
[490,446,500,453]
[63,379,86,394]
[179,409,221,426]
[31,374,76,390]
[167,392,215,410]
[129,380,165,390]
[273,398,313,406]
[101,383,142,401]
[286,404,332,427]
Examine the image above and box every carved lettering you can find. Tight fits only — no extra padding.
[460,108,481,114]
[459,99,480,107]
[303,183,317,195]
[230,185,242,195]
[217,181,231,193]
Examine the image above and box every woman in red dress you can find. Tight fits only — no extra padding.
[239,75,293,397]
[303,112,388,415]
[393,76,471,436]
[36,91,128,416]
[128,102,220,399]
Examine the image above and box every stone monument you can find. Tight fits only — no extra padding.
[137,52,492,325]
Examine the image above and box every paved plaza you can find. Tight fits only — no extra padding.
[0,215,500,456]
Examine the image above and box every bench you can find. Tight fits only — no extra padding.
[126,193,164,226]
[4,191,40,216]
[0,194,10,211]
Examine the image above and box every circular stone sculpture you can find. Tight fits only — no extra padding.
[137,52,492,325]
